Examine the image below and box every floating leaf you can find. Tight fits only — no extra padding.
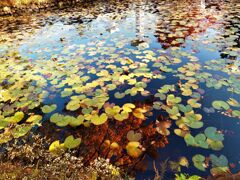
[178,104,192,113]
[114,111,129,121]
[26,115,42,123]
[187,99,201,108]
[192,154,206,171]
[184,134,195,146]
[64,135,81,149]
[105,106,121,117]
[0,120,8,130]
[127,130,142,142]
[167,94,181,106]
[133,108,146,119]
[166,106,179,115]
[110,142,120,150]
[61,89,73,97]
[82,107,93,115]
[184,133,208,149]
[175,174,201,180]
[49,140,65,154]
[7,111,24,123]
[179,157,189,167]
[12,125,32,138]
[207,139,224,151]
[114,92,125,99]
[91,113,108,125]
[210,154,228,167]
[210,167,229,177]
[69,115,84,127]
[122,103,135,112]
[204,127,224,141]
[154,93,166,100]
[126,142,142,158]
[66,100,80,111]
[50,113,69,127]
[232,110,240,117]
[227,98,240,107]
[212,100,230,110]
[41,104,57,114]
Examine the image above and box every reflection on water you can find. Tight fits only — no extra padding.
[0,0,240,179]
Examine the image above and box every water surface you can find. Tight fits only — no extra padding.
[0,0,240,179]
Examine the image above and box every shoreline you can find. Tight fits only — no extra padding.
[0,0,87,16]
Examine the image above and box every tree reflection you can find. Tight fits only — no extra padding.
[154,0,221,49]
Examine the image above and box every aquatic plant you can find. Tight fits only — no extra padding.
[0,0,240,178]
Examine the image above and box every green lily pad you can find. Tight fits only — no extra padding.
[195,134,208,149]
[192,154,206,171]
[49,140,65,154]
[64,135,81,149]
[204,127,224,141]
[184,133,208,149]
[82,107,93,115]
[187,99,201,108]
[166,106,179,115]
[207,139,224,151]
[6,111,24,123]
[153,101,162,110]
[154,93,166,100]
[178,104,192,113]
[0,120,8,130]
[91,113,108,125]
[41,104,57,113]
[105,106,121,117]
[210,154,228,167]
[122,103,135,112]
[69,115,84,127]
[26,115,42,123]
[114,92,125,99]
[12,125,32,138]
[167,94,181,106]
[66,100,80,111]
[212,100,230,110]
[50,113,69,127]
[61,89,73,97]
[232,110,240,117]
[184,134,195,146]
[114,111,129,121]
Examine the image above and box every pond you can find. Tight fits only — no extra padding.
[0,0,240,179]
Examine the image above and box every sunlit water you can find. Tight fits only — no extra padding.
[0,0,240,178]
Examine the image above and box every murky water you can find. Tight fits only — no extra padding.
[0,0,240,179]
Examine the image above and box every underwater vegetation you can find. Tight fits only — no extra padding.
[0,0,240,179]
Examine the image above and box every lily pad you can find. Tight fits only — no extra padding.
[210,154,228,167]
[41,104,57,113]
[204,127,224,141]
[126,142,142,158]
[212,100,230,110]
[91,113,108,125]
[232,110,240,117]
[66,100,80,111]
[64,135,81,149]
[49,140,65,154]
[127,130,142,142]
[26,115,42,123]
[192,154,206,171]
[114,92,125,99]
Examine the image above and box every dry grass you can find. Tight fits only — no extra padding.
[0,0,50,7]
[14,0,49,6]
